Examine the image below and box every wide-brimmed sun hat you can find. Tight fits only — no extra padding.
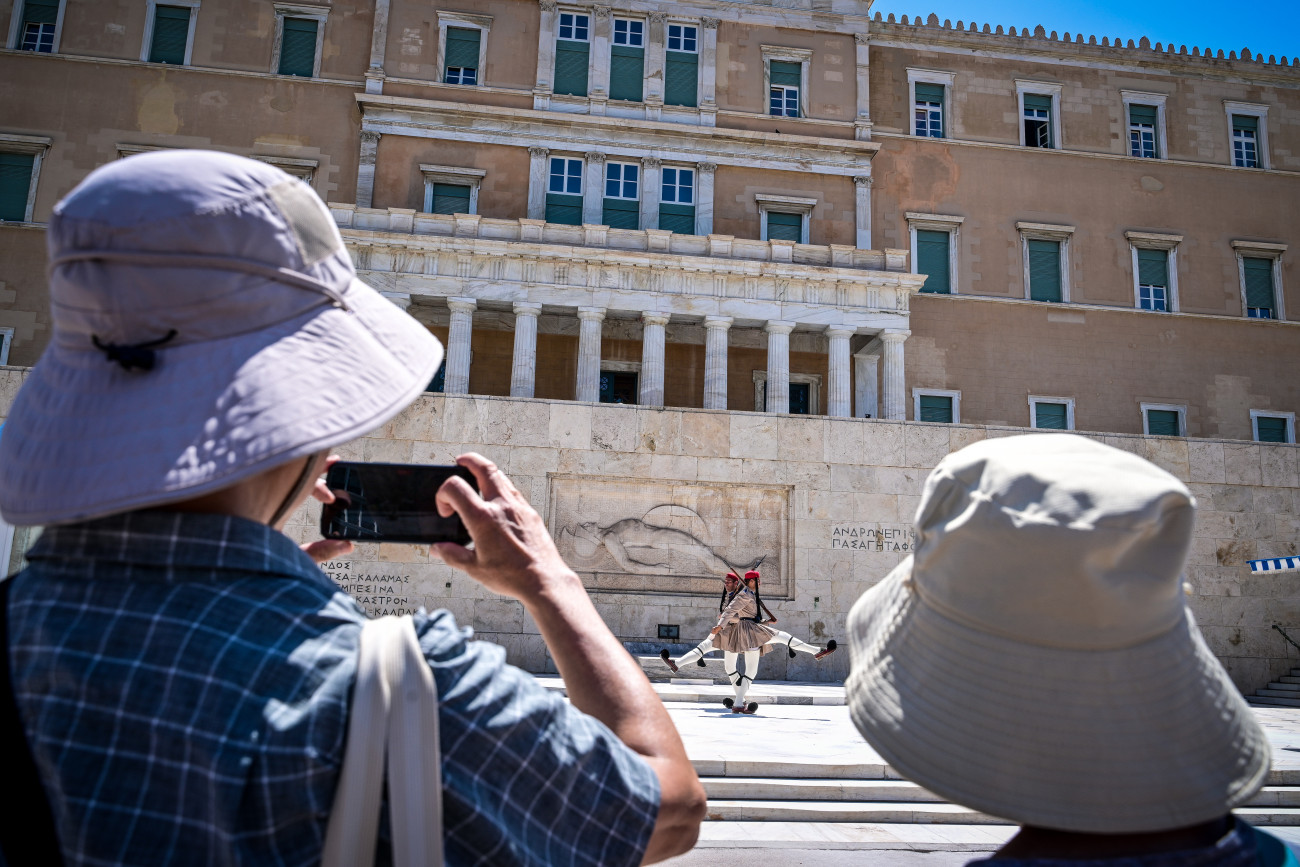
[846,433,1270,834]
[0,150,443,526]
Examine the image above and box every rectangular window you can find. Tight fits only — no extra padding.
[1128,103,1158,158]
[658,166,695,234]
[914,82,944,137]
[554,13,590,97]
[278,17,318,77]
[546,157,583,225]
[430,183,471,215]
[443,26,481,85]
[1137,248,1169,311]
[602,162,639,229]
[788,382,811,415]
[919,394,954,423]
[609,18,644,101]
[1032,401,1069,430]
[765,212,802,243]
[769,60,801,117]
[915,229,951,294]
[0,327,11,365]
[600,370,638,404]
[1253,412,1294,444]
[1232,115,1259,168]
[19,0,58,52]
[0,153,36,222]
[664,24,698,107]
[1027,239,1062,302]
[1023,93,1053,148]
[1145,408,1181,437]
[149,5,191,65]
[1243,257,1276,319]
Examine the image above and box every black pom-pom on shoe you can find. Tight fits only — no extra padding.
[827,639,837,651]
[744,702,759,714]
[788,646,797,658]
[723,698,734,709]
[697,659,707,667]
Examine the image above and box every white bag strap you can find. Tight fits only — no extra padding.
[322,615,443,867]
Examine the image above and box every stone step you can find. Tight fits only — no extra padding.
[1251,787,1300,808]
[1264,682,1300,692]
[536,674,847,706]
[1235,807,1300,827]
[1251,696,1300,708]
[1279,676,1300,684]
[1257,690,1300,700]
[704,799,1006,825]
[701,777,944,803]
[690,821,1016,852]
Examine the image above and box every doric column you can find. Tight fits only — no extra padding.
[764,321,794,414]
[640,157,662,232]
[589,6,612,113]
[582,152,606,225]
[853,33,872,140]
[880,329,909,420]
[444,297,477,394]
[699,17,719,125]
[854,176,872,250]
[826,326,855,417]
[854,351,879,419]
[366,0,391,93]
[575,306,605,402]
[356,131,381,209]
[639,312,670,407]
[703,315,732,410]
[381,291,412,311]
[695,162,716,236]
[533,0,559,110]
[510,301,543,398]
[527,146,550,221]
[643,12,666,119]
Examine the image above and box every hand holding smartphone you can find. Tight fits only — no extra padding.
[319,461,479,545]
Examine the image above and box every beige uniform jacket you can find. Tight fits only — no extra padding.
[713,587,778,654]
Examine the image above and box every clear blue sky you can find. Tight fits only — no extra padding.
[870,0,1300,63]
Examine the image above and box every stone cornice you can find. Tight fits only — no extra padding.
[356,94,878,175]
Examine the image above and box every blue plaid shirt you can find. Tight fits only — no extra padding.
[7,511,659,866]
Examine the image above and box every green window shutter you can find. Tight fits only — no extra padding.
[609,44,644,101]
[0,153,35,222]
[915,229,950,294]
[1137,248,1168,287]
[770,60,800,87]
[278,17,318,77]
[915,82,944,103]
[602,197,639,229]
[919,395,953,423]
[554,40,589,96]
[1232,114,1258,134]
[1256,416,1288,443]
[431,183,471,215]
[1128,103,1157,125]
[1034,402,1068,430]
[150,5,191,64]
[1243,257,1274,312]
[766,211,802,242]
[1146,409,1180,436]
[444,27,480,70]
[22,0,59,25]
[545,193,583,225]
[658,202,695,234]
[1023,93,1052,112]
[1028,239,1062,302]
[664,51,697,106]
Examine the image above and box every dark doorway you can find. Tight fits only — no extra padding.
[600,370,638,404]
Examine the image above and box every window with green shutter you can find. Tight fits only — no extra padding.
[769,61,801,117]
[658,203,695,234]
[919,394,953,423]
[609,18,644,102]
[1033,401,1068,430]
[20,0,59,53]
[1023,92,1053,148]
[916,229,950,294]
[278,17,318,77]
[1128,103,1158,158]
[766,211,802,243]
[1028,239,1062,302]
[1146,409,1180,437]
[1136,248,1169,311]
[0,153,36,222]
[659,167,695,234]
[914,82,944,137]
[1232,114,1259,168]
[664,52,697,107]
[546,194,583,225]
[1255,415,1289,443]
[443,26,481,85]
[1243,257,1275,319]
[602,162,639,228]
[149,5,191,65]
[602,198,638,229]
[554,41,589,96]
[430,183,471,215]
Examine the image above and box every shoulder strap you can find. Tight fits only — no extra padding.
[0,577,66,866]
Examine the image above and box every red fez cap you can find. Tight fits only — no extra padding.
[744,570,760,581]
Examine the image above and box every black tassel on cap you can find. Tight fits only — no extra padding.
[91,329,178,372]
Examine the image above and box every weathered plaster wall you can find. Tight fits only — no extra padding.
[0,229,50,367]
[715,23,857,123]
[371,137,529,216]
[712,167,856,246]
[382,0,538,91]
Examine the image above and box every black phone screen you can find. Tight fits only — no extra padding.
[319,462,478,545]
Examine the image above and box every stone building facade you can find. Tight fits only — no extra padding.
[0,0,1297,689]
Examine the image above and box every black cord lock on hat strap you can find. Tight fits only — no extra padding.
[91,329,178,371]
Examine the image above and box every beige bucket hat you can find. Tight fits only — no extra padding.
[0,150,443,526]
[846,433,1270,834]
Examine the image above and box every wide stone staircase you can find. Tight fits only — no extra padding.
[1251,666,1300,708]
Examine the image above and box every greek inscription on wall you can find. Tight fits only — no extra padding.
[831,523,917,553]
[323,560,415,616]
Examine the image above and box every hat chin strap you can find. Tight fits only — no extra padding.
[270,454,323,529]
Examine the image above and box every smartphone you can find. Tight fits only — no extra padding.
[319,462,478,545]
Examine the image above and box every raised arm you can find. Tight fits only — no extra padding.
[434,453,706,864]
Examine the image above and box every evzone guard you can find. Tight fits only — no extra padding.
[661,569,836,714]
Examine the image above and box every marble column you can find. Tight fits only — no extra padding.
[764,321,794,414]
[381,291,412,311]
[366,0,391,93]
[854,176,872,250]
[826,326,855,417]
[703,315,732,410]
[881,329,909,420]
[853,33,871,139]
[575,306,605,402]
[643,12,666,120]
[510,301,543,398]
[589,6,611,113]
[444,297,477,394]
[639,157,661,232]
[699,17,719,125]
[582,152,605,225]
[533,0,558,109]
[854,352,879,419]
[357,130,380,209]
[527,146,550,221]
[695,162,716,236]
[638,312,670,407]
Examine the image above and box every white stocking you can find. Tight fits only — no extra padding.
[766,630,821,655]
[727,650,761,704]
[675,635,714,667]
